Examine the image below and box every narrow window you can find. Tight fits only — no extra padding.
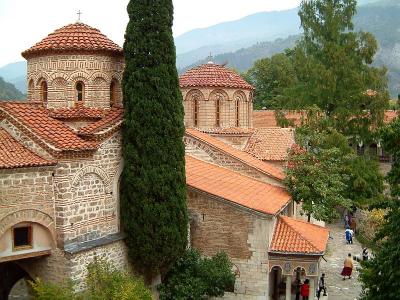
[40,81,48,103]
[76,81,84,101]
[194,99,199,127]
[12,225,32,251]
[110,81,116,107]
[236,99,240,127]
[215,98,220,127]
[28,79,34,100]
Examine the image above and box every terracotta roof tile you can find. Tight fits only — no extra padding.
[48,105,106,119]
[186,155,291,215]
[185,128,285,180]
[0,102,98,151]
[200,127,254,135]
[253,110,305,128]
[180,63,254,90]
[245,128,295,161]
[0,128,56,169]
[22,22,122,58]
[79,108,123,135]
[269,216,329,255]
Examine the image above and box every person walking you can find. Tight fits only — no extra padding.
[300,279,310,300]
[341,253,354,280]
[317,273,327,299]
[345,226,352,244]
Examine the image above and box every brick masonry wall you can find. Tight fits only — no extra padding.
[182,88,253,129]
[188,189,272,298]
[27,54,124,109]
[184,135,283,187]
[0,167,56,239]
[53,132,122,246]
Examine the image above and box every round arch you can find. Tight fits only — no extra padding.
[0,262,33,300]
[71,165,112,193]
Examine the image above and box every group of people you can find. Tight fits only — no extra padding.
[344,211,357,244]
[293,274,327,300]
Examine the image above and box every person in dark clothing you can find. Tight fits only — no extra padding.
[362,248,369,261]
[294,279,301,300]
[317,273,327,299]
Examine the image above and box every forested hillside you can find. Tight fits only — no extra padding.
[0,77,25,100]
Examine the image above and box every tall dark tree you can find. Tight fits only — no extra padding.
[285,0,389,140]
[359,118,400,300]
[121,0,187,279]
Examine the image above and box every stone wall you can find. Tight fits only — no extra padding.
[182,88,253,129]
[188,189,273,298]
[184,135,283,187]
[27,54,124,109]
[53,132,122,246]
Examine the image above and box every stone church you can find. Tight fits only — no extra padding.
[0,22,329,300]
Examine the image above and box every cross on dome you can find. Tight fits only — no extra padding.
[76,10,82,23]
[207,52,214,64]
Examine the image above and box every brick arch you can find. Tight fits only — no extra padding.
[184,89,205,101]
[111,73,122,83]
[92,76,107,86]
[209,89,229,101]
[0,209,55,238]
[90,72,111,83]
[69,71,90,84]
[48,72,69,84]
[71,165,112,193]
[33,72,49,85]
[233,90,247,102]
[51,77,68,87]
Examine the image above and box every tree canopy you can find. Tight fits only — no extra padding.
[121,0,188,279]
[359,117,400,300]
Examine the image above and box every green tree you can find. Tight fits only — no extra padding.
[121,0,188,280]
[285,0,389,139]
[244,52,297,109]
[286,109,384,221]
[158,249,235,300]
[359,118,400,300]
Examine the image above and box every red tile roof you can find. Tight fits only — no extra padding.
[0,128,56,169]
[186,155,291,215]
[245,128,295,161]
[185,128,285,180]
[79,108,123,136]
[180,63,254,90]
[22,22,122,58]
[0,102,98,152]
[269,216,329,255]
[200,127,254,135]
[48,105,106,119]
[253,110,305,128]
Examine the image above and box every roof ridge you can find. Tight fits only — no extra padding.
[185,128,284,180]
[279,216,323,253]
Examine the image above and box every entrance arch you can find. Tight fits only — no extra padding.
[0,262,32,300]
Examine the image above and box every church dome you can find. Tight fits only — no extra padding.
[179,63,254,90]
[22,22,123,58]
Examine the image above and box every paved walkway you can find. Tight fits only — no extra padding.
[318,221,363,300]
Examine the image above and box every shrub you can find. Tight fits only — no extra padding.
[158,249,235,300]
[30,279,77,300]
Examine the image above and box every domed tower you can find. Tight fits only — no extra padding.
[22,22,124,109]
[179,62,254,130]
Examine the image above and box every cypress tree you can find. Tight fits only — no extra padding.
[121,0,187,279]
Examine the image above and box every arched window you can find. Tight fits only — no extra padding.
[235,99,240,127]
[215,98,221,127]
[28,79,34,100]
[40,81,48,103]
[76,81,84,101]
[193,98,199,127]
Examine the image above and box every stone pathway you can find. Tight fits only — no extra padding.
[319,221,363,300]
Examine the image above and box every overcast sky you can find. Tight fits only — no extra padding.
[0,0,301,67]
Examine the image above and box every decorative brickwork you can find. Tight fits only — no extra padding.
[27,54,124,109]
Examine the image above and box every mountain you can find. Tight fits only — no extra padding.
[175,8,301,68]
[0,77,25,100]
[0,61,27,94]
[178,0,400,98]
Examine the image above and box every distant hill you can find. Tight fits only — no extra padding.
[0,77,25,100]
[178,0,400,98]
[0,61,27,94]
